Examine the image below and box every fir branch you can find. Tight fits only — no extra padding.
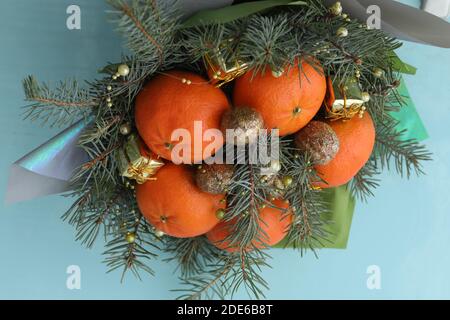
[103,217,160,281]
[63,186,120,248]
[22,76,95,127]
[73,140,121,190]
[164,236,222,277]
[176,249,270,300]
[225,163,265,250]
[180,23,233,64]
[224,137,281,250]
[175,255,234,300]
[280,145,332,252]
[239,14,297,74]
[349,159,380,202]
[108,0,182,70]
[374,117,432,178]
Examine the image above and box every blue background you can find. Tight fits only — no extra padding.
[0,0,449,299]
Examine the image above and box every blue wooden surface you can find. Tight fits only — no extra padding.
[1,0,449,299]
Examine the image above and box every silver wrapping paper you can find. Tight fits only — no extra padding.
[323,0,450,48]
[5,121,89,204]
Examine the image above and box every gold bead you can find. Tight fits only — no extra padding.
[282,176,293,187]
[373,68,384,78]
[361,92,371,102]
[107,85,112,91]
[119,123,131,136]
[112,75,118,80]
[361,106,367,111]
[125,232,136,244]
[271,69,284,78]
[216,208,225,220]
[117,64,130,77]
[155,230,165,238]
[181,78,187,84]
[107,102,113,108]
[270,160,281,173]
[106,97,112,103]
[342,13,348,19]
[274,178,285,190]
[186,80,192,85]
[330,1,342,15]
[337,27,349,37]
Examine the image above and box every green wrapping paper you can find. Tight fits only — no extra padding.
[393,78,429,141]
[274,185,356,249]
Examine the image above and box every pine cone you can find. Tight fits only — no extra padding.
[221,107,264,145]
[294,121,340,165]
[195,164,235,194]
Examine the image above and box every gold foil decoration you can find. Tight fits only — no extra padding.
[204,39,249,87]
[324,77,366,121]
[117,134,164,184]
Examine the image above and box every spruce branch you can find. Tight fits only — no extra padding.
[103,217,160,281]
[280,144,332,252]
[181,23,230,64]
[349,158,380,202]
[224,137,281,250]
[175,255,234,300]
[164,236,222,277]
[22,76,95,127]
[176,249,270,300]
[374,117,432,178]
[107,0,182,71]
[238,14,297,74]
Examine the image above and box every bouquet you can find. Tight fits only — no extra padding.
[9,0,448,299]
